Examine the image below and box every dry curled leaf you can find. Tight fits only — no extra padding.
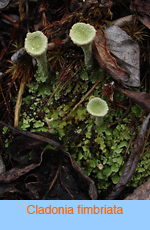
[117,87,150,113]
[92,27,130,87]
[0,132,97,200]
[0,150,44,183]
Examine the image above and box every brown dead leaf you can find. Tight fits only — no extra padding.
[125,178,150,200]
[0,132,97,200]
[117,87,150,113]
[65,151,98,200]
[0,149,44,183]
[139,16,150,30]
[92,27,130,87]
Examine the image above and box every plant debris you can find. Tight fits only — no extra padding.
[0,132,97,200]
[117,87,150,114]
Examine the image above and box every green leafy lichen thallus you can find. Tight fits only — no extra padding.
[87,96,109,126]
[25,31,48,82]
[69,22,96,71]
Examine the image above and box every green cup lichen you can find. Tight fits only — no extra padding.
[25,31,49,82]
[69,22,96,71]
[87,96,109,126]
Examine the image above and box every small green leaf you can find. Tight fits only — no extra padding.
[51,110,59,120]
[103,158,107,165]
[95,137,106,151]
[89,160,96,168]
[105,129,112,136]
[112,174,120,184]
[76,107,86,121]
[33,120,44,128]
[113,156,123,165]
[78,152,83,160]
[103,166,111,177]
[137,167,145,173]
[59,121,67,129]
[97,171,105,179]
[111,164,118,172]
[2,127,8,133]
[118,141,128,148]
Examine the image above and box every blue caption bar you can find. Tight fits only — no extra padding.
[0,200,149,230]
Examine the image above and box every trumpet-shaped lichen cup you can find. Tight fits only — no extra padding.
[25,31,48,82]
[87,96,109,126]
[69,22,96,71]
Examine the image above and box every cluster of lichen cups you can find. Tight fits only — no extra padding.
[24,24,108,126]
[24,22,96,79]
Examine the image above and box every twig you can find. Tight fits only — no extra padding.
[14,76,26,127]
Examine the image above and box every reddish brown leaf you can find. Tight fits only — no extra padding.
[92,28,130,86]
[117,87,150,113]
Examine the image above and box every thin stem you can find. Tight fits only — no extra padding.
[95,117,103,126]
[36,51,49,81]
[81,43,93,71]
